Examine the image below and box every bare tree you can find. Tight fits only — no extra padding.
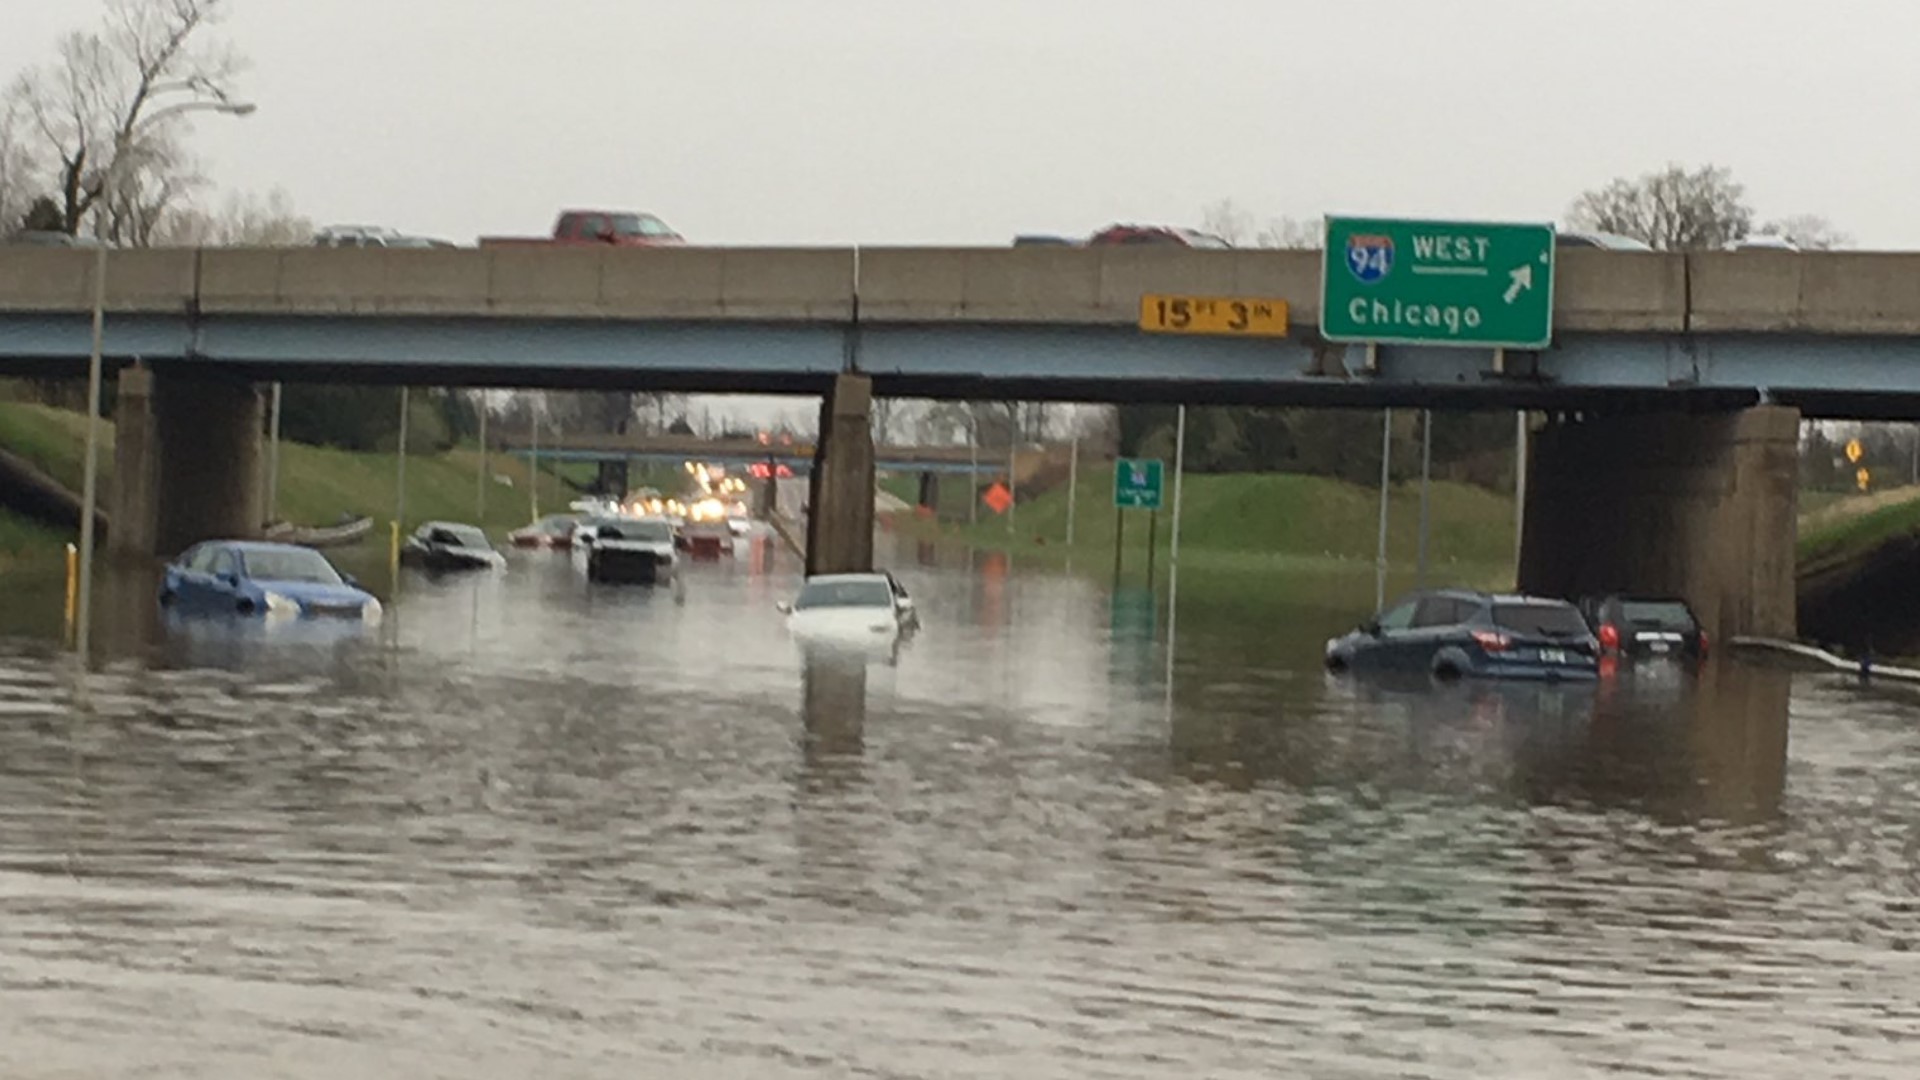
[870,396,901,445]
[1757,213,1850,251]
[1200,198,1255,245]
[1254,216,1319,249]
[1203,198,1321,249]
[160,186,311,245]
[7,0,247,239]
[0,98,39,234]
[1566,163,1754,251]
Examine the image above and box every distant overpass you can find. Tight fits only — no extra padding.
[496,433,1015,475]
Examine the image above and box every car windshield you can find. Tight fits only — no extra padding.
[427,524,489,549]
[1182,231,1232,248]
[241,547,343,585]
[794,578,894,611]
[1493,603,1590,639]
[598,519,673,542]
[610,213,675,237]
[538,515,576,534]
[1621,600,1696,630]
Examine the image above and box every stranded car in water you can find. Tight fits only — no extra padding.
[158,541,382,623]
[1325,589,1598,681]
[780,573,919,638]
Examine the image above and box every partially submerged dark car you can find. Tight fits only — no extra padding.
[1579,595,1708,662]
[1326,589,1600,681]
[401,521,505,573]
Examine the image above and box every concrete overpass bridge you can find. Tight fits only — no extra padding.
[8,243,1920,640]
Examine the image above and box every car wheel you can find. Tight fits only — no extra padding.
[1431,658,1464,681]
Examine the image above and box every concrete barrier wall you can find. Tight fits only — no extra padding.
[5,245,1920,338]
[1689,252,1920,334]
[193,247,858,320]
[0,248,197,313]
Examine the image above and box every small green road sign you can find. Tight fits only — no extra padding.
[1320,216,1556,349]
[1113,457,1164,510]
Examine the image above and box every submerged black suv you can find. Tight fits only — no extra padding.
[1578,596,1708,662]
[1325,589,1600,681]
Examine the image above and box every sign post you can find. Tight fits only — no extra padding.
[1113,458,1164,510]
[1320,216,1556,350]
[1112,457,1164,588]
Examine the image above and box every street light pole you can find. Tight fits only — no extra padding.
[74,239,107,664]
[265,381,283,523]
[74,97,255,663]
[477,396,488,522]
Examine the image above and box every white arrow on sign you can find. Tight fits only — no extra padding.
[1503,265,1533,305]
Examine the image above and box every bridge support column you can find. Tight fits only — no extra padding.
[805,373,875,576]
[917,471,939,513]
[130,371,264,560]
[107,365,158,560]
[1517,405,1798,641]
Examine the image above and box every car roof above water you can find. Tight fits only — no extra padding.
[1405,588,1577,607]
[217,540,318,555]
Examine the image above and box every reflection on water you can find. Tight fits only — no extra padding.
[0,539,1914,1078]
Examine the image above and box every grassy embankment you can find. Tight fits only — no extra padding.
[883,464,1520,583]
[889,467,1920,584]
[1797,483,1920,571]
[0,401,605,562]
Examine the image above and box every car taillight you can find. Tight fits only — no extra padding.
[1598,623,1620,652]
[1470,630,1512,652]
[1698,630,1709,658]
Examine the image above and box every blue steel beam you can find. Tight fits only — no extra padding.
[8,310,1920,415]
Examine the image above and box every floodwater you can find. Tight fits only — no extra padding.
[0,535,1916,1079]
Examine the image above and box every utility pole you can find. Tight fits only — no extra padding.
[477,397,489,521]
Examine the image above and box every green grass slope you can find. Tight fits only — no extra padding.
[893,464,1518,572]
[0,402,594,550]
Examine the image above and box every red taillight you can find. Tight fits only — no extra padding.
[1698,630,1709,658]
[1598,623,1620,652]
[1470,629,1512,652]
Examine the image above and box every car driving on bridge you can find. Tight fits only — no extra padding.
[1325,589,1598,681]
[1086,223,1232,248]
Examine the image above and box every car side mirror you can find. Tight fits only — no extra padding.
[596,225,618,243]
[343,574,361,589]
[1361,618,1381,637]
[220,572,241,589]
[775,601,793,614]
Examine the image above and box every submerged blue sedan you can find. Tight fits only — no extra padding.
[159,541,383,624]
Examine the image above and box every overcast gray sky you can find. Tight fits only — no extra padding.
[8,0,1919,247]
[6,0,1917,430]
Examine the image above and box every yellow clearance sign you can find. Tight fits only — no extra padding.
[1139,295,1289,338]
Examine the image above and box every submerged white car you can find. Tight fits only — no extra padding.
[780,573,919,642]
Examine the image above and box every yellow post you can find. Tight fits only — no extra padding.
[63,543,79,647]
[389,520,402,588]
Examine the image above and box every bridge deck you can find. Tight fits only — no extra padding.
[5,247,1920,414]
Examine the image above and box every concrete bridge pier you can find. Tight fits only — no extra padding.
[804,373,875,576]
[109,367,264,561]
[1517,405,1799,641]
[916,471,939,513]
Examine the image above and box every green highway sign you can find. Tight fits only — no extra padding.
[1320,216,1556,349]
[1113,457,1164,510]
